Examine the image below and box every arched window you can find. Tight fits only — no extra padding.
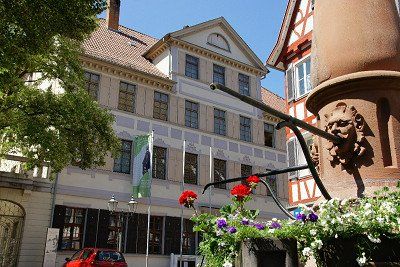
[207,33,230,52]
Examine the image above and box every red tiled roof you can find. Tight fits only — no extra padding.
[82,19,169,79]
[261,87,285,113]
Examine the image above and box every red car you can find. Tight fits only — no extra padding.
[64,248,128,267]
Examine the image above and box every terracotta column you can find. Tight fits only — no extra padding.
[306,0,400,198]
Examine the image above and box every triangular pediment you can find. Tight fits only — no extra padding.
[170,17,267,72]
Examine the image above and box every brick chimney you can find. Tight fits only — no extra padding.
[106,0,120,31]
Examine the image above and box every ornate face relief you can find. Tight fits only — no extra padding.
[324,103,366,166]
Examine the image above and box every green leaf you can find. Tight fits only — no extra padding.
[0,0,120,174]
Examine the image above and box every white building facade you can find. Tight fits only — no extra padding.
[0,3,288,266]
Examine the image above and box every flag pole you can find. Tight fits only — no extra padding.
[145,130,154,267]
[179,140,186,267]
[209,147,212,213]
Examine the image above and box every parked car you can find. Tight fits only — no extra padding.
[64,248,127,267]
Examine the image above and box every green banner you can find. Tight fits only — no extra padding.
[132,134,152,198]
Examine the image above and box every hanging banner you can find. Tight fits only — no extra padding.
[132,134,152,198]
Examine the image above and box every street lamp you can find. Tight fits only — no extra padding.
[128,196,138,213]
[107,195,138,252]
[108,195,119,212]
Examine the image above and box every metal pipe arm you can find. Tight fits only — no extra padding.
[210,83,342,144]
[202,165,309,220]
[202,165,309,193]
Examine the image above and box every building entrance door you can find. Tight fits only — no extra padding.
[0,200,25,267]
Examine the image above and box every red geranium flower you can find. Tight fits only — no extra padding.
[179,190,197,208]
[246,175,260,188]
[231,184,251,201]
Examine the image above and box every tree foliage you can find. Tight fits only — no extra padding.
[0,0,120,174]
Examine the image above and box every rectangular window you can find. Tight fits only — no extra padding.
[148,216,163,254]
[153,146,167,180]
[118,82,136,113]
[107,212,123,249]
[241,164,253,177]
[264,123,275,147]
[164,217,195,255]
[182,219,196,255]
[240,116,252,142]
[113,140,132,174]
[185,100,199,129]
[62,207,85,250]
[238,73,250,96]
[295,57,311,98]
[213,64,225,85]
[214,159,226,189]
[214,108,226,136]
[153,91,169,121]
[84,71,100,100]
[184,153,198,185]
[185,55,199,79]
[266,169,277,196]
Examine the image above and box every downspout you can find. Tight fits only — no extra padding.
[49,172,59,227]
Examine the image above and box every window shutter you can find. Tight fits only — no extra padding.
[125,213,138,253]
[52,205,66,250]
[286,67,294,102]
[297,138,310,178]
[84,208,99,248]
[287,139,297,179]
[164,216,181,255]
[96,209,111,249]
[136,214,148,254]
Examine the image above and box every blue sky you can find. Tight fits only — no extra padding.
[101,1,288,97]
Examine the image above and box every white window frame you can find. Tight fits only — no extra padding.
[297,133,312,178]
[294,56,312,99]
[287,133,313,180]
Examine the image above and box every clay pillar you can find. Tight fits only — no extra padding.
[306,0,400,198]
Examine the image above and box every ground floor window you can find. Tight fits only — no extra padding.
[52,205,197,255]
[53,207,85,250]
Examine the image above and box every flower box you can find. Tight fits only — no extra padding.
[317,235,400,267]
[235,238,298,267]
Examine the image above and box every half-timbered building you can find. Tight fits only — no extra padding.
[267,0,321,208]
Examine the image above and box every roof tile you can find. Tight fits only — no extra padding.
[82,19,169,79]
[261,87,286,113]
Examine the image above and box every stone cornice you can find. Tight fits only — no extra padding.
[146,37,267,77]
[80,55,175,91]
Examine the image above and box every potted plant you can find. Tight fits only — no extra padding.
[179,179,400,267]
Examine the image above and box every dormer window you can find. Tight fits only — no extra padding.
[207,33,230,52]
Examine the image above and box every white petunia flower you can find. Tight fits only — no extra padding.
[376,217,385,223]
[223,261,233,267]
[302,247,312,257]
[310,229,317,236]
[367,235,381,243]
[311,240,323,249]
[356,252,367,266]
[335,234,338,238]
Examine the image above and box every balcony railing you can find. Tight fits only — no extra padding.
[0,154,50,180]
